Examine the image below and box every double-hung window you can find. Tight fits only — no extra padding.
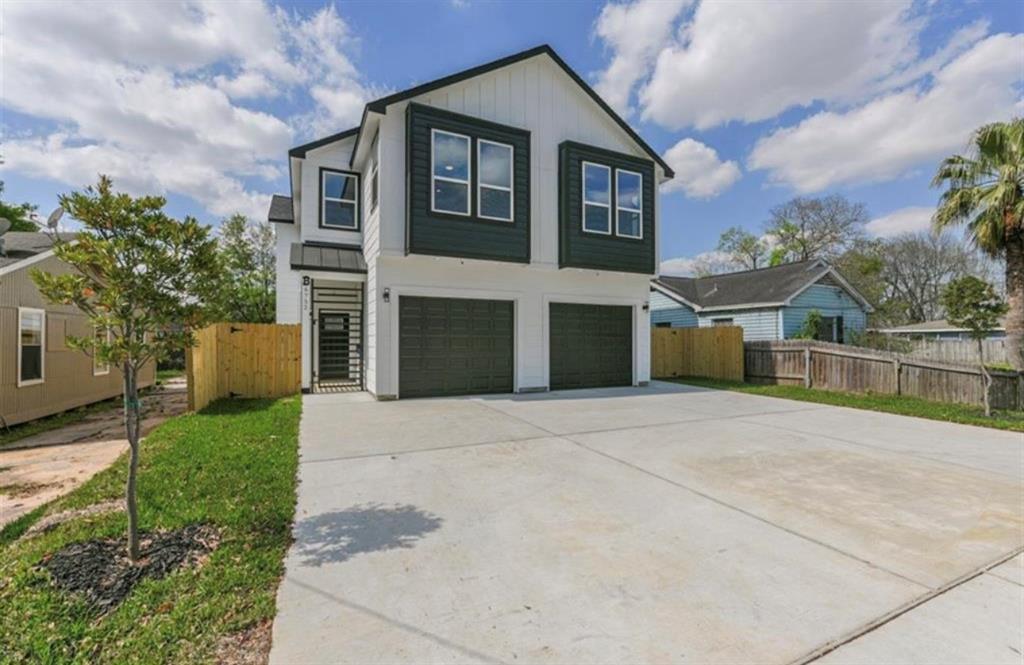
[18,307,44,386]
[93,326,111,376]
[321,170,359,229]
[477,140,513,221]
[616,169,643,238]
[582,162,611,234]
[431,129,471,215]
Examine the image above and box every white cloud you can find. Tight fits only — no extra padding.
[866,206,935,238]
[639,1,927,129]
[660,250,736,277]
[748,34,1024,193]
[592,0,691,115]
[660,138,741,199]
[0,1,375,221]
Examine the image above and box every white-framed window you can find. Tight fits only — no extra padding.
[93,325,111,376]
[477,139,513,221]
[321,169,359,229]
[369,132,379,213]
[712,318,734,327]
[17,307,45,387]
[582,161,611,235]
[616,169,643,239]
[431,129,471,216]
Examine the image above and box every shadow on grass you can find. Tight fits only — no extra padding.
[293,503,443,567]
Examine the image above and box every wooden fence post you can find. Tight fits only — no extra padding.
[894,358,901,396]
[803,346,812,389]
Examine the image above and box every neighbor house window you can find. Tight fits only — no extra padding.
[582,162,611,234]
[616,169,643,239]
[477,139,513,221]
[18,307,44,386]
[93,326,111,376]
[431,129,471,215]
[712,318,734,327]
[321,169,359,229]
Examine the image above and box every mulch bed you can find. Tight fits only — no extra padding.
[41,524,220,613]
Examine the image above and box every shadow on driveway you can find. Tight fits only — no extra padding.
[293,503,443,567]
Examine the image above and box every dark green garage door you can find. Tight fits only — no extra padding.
[399,296,514,398]
[550,303,632,390]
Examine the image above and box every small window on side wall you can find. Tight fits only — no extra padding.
[582,162,611,234]
[321,170,358,230]
[431,129,471,215]
[616,169,643,239]
[18,308,44,386]
[478,140,513,221]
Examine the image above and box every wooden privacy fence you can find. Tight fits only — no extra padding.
[745,340,1023,410]
[904,338,1009,366]
[651,326,744,382]
[186,322,301,411]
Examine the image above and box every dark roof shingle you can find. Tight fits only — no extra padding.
[268,195,294,223]
[0,232,77,270]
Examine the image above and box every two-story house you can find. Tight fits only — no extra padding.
[270,45,673,399]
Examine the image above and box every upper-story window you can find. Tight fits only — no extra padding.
[369,131,379,213]
[431,129,471,216]
[18,307,44,386]
[582,162,611,235]
[321,169,359,230]
[478,140,513,222]
[616,169,643,239]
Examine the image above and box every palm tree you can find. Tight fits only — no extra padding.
[933,118,1024,371]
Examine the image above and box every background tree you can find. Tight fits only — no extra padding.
[32,176,221,560]
[933,118,1023,371]
[941,276,1007,416]
[216,213,276,323]
[716,226,767,271]
[765,194,868,263]
[0,181,39,231]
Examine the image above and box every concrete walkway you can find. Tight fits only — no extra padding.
[271,382,1023,664]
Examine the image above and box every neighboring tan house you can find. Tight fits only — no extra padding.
[270,44,673,398]
[650,260,873,343]
[0,232,154,426]
[875,318,1007,341]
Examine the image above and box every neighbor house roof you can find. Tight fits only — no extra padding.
[268,195,295,224]
[289,242,367,274]
[0,232,77,271]
[652,259,873,313]
[876,318,1007,334]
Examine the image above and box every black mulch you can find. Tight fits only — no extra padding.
[41,524,220,613]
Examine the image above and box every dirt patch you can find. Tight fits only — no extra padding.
[214,619,273,665]
[0,481,54,498]
[41,524,220,613]
[22,500,123,539]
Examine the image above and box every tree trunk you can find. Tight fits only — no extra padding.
[124,363,142,561]
[1004,228,1024,372]
[979,339,992,418]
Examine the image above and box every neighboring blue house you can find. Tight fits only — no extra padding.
[651,259,873,342]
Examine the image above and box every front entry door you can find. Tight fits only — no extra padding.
[318,312,351,381]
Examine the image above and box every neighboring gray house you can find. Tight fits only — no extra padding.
[650,260,873,342]
[875,318,1007,341]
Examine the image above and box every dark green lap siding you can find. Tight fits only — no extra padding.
[549,303,632,390]
[399,296,514,398]
[558,141,656,274]
[406,103,530,263]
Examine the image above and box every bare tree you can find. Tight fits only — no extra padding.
[765,194,868,262]
[716,226,767,271]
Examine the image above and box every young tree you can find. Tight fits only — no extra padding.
[941,276,1007,417]
[0,181,40,231]
[32,176,221,560]
[716,226,767,270]
[933,118,1024,371]
[794,309,825,340]
[765,194,868,263]
[216,213,276,323]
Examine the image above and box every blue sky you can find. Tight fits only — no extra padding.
[2,0,1022,273]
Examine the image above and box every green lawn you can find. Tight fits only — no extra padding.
[669,377,1024,432]
[0,396,301,663]
[156,368,185,383]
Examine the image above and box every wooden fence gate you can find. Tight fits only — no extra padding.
[651,326,744,382]
[186,322,301,411]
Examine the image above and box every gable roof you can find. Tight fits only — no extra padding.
[288,127,359,159]
[653,260,873,312]
[0,232,76,271]
[345,44,673,178]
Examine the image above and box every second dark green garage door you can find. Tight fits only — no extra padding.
[549,303,633,390]
[399,296,514,398]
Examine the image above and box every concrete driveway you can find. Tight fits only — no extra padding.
[271,382,1023,664]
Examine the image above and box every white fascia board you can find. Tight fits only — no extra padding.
[783,266,875,313]
[650,281,702,311]
[699,301,786,312]
[0,249,57,278]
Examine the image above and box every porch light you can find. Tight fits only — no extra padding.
[383,287,391,303]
